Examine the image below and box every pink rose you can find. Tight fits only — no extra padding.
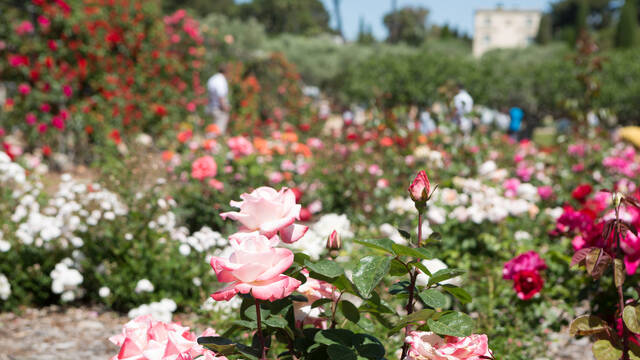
[502,251,547,280]
[326,230,341,250]
[18,83,31,95]
[210,232,301,301]
[406,331,491,360]
[220,187,308,243]
[293,269,337,328]
[227,136,254,158]
[191,156,217,180]
[63,85,73,97]
[409,170,431,203]
[109,315,226,360]
[537,185,553,200]
[622,231,640,275]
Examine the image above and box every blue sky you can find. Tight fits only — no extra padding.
[320,0,554,40]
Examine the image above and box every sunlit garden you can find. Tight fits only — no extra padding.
[2,0,640,359]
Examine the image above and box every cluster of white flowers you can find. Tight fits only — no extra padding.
[0,151,27,186]
[413,146,444,168]
[379,222,433,246]
[9,173,128,248]
[201,296,242,319]
[128,298,177,322]
[50,258,83,302]
[387,196,415,215]
[0,273,10,300]
[0,231,9,252]
[288,213,354,260]
[170,226,227,257]
[415,259,462,287]
[135,279,155,293]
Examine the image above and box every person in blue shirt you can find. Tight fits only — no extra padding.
[508,107,524,140]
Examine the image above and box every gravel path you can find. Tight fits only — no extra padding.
[0,307,593,360]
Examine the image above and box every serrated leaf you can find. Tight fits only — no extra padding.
[624,306,640,334]
[586,248,612,279]
[389,309,436,333]
[389,258,410,276]
[592,340,622,360]
[391,244,434,260]
[305,259,344,279]
[411,261,431,276]
[427,312,474,337]
[263,316,288,329]
[442,285,472,304]
[571,247,593,267]
[339,300,360,324]
[327,344,357,360]
[353,255,391,299]
[398,229,411,240]
[569,315,608,336]
[419,289,447,309]
[315,329,354,347]
[355,238,396,254]
[615,258,626,288]
[427,268,465,286]
[428,232,442,241]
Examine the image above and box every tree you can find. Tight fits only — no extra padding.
[536,14,553,44]
[575,0,589,33]
[357,17,376,44]
[615,0,638,48]
[383,6,429,45]
[238,0,331,36]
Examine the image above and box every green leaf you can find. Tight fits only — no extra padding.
[442,285,472,304]
[615,258,626,288]
[231,320,257,330]
[294,252,311,266]
[315,329,354,347]
[312,298,333,308]
[428,232,442,241]
[353,255,392,299]
[389,258,410,276]
[569,315,608,336]
[592,340,622,360]
[419,289,447,309]
[339,300,361,324]
[427,268,465,286]
[353,334,386,359]
[411,261,431,276]
[427,311,474,337]
[624,306,640,334]
[389,309,436,333]
[391,244,434,260]
[354,238,396,254]
[327,344,357,360]
[305,259,344,279]
[197,336,238,356]
[398,229,411,240]
[263,316,288,329]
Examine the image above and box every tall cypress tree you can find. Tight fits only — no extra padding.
[615,0,638,48]
[536,13,553,44]
[575,0,589,33]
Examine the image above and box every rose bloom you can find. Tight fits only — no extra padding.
[191,156,217,180]
[109,314,226,360]
[572,184,593,202]
[18,83,31,95]
[221,187,308,244]
[227,136,254,158]
[512,269,544,300]
[537,185,553,200]
[293,269,336,328]
[210,232,301,302]
[409,170,431,202]
[502,251,547,280]
[406,331,491,360]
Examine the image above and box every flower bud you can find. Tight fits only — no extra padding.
[326,230,341,250]
[408,170,431,203]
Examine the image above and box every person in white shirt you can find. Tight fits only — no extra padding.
[453,83,473,134]
[207,65,230,134]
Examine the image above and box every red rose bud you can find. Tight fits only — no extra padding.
[409,170,431,203]
[291,187,303,203]
[299,207,312,222]
[326,230,341,250]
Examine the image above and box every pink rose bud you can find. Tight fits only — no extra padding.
[408,170,431,203]
[326,230,341,250]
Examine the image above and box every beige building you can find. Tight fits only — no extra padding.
[473,8,542,57]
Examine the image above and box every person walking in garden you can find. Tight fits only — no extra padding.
[508,106,524,141]
[207,64,230,134]
[453,83,473,135]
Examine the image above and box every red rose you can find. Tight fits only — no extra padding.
[513,270,543,300]
[409,170,431,203]
[572,184,593,202]
[299,207,311,222]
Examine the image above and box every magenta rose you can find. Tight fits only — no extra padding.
[502,251,547,280]
[405,331,491,360]
[220,186,308,243]
[409,170,431,203]
[513,269,544,300]
[191,155,217,180]
[210,232,301,302]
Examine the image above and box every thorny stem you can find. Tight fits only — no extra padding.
[255,298,267,360]
[330,291,344,329]
[614,203,630,360]
[401,211,423,359]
